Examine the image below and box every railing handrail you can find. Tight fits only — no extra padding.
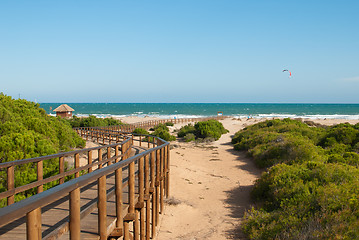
[0,139,129,169]
[0,136,168,227]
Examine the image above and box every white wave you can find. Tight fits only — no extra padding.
[230,113,359,120]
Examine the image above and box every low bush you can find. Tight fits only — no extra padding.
[165,122,174,126]
[233,118,359,239]
[177,124,196,138]
[132,128,149,136]
[67,115,122,128]
[184,133,195,142]
[0,94,85,207]
[177,120,228,142]
[149,123,176,141]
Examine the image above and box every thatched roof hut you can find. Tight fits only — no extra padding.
[53,104,74,118]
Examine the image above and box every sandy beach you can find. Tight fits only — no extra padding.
[90,116,358,239]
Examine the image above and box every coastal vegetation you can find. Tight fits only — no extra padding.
[133,123,176,141]
[232,118,359,239]
[178,119,228,142]
[0,94,85,206]
[67,115,122,128]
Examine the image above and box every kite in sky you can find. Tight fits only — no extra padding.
[282,69,292,77]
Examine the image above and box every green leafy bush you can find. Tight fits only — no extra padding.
[194,120,229,140]
[0,93,85,206]
[177,124,196,138]
[148,123,176,141]
[165,122,174,126]
[233,118,359,239]
[177,120,228,142]
[67,115,122,128]
[132,128,150,135]
[184,133,195,142]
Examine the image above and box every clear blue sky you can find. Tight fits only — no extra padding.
[1,1,358,103]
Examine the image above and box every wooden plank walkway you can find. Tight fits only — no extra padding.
[0,146,147,239]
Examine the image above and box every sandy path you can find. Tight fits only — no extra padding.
[156,118,263,239]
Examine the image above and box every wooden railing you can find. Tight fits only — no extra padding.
[0,128,170,239]
[103,115,226,132]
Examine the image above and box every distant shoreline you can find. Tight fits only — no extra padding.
[41,102,359,120]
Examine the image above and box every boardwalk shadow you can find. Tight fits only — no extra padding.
[224,185,253,239]
[221,141,262,177]
[219,140,261,239]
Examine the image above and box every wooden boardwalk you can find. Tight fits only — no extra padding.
[0,171,128,239]
[0,148,145,240]
[0,135,167,240]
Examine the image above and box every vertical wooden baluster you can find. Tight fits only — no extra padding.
[59,157,65,184]
[98,175,107,240]
[115,145,123,231]
[88,150,93,173]
[70,188,81,240]
[27,208,41,240]
[160,147,164,214]
[136,156,145,240]
[155,148,160,225]
[107,147,111,166]
[129,159,136,234]
[98,149,102,169]
[140,135,142,146]
[166,145,170,197]
[150,151,156,238]
[7,166,14,205]
[37,161,43,194]
[144,154,151,240]
[75,153,80,178]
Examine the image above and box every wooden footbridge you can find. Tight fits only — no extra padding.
[0,117,224,239]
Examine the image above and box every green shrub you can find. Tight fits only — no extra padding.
[233,118,359,239]
[178,120,228,142]
[194,120,228,140]
[132,128,150,135]
[184,133,195,142]
[245,162,359,239]
[165,122,174,126]
[67,115,122,128]
[0,93,85,206]
[152,128,176,141]
[177,124,196,138]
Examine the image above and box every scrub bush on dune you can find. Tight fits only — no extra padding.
[233,118,359,239]
[177,120,228,142]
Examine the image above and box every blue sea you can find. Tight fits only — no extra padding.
[39,103,359,120]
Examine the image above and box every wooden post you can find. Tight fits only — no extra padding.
[98,175,107,240]
[160,148,164,214]
[26,208,41,240]
[88,150,93,173]
[107,147,111,166]
[98,149,102,169]
[138,157,145,240]
[150,151,156,238]
[166,145,170,197]
[155,149,160,224]
[75,153,80,178]
[115,145,123,230]
[7,166,14,205]
[70,188,81,240]
[128,161,135,214]
[59,157,65,184]
[144,154,151,240]
[37,161,43,194]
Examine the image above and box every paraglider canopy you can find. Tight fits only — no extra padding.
[282,69,292,77]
